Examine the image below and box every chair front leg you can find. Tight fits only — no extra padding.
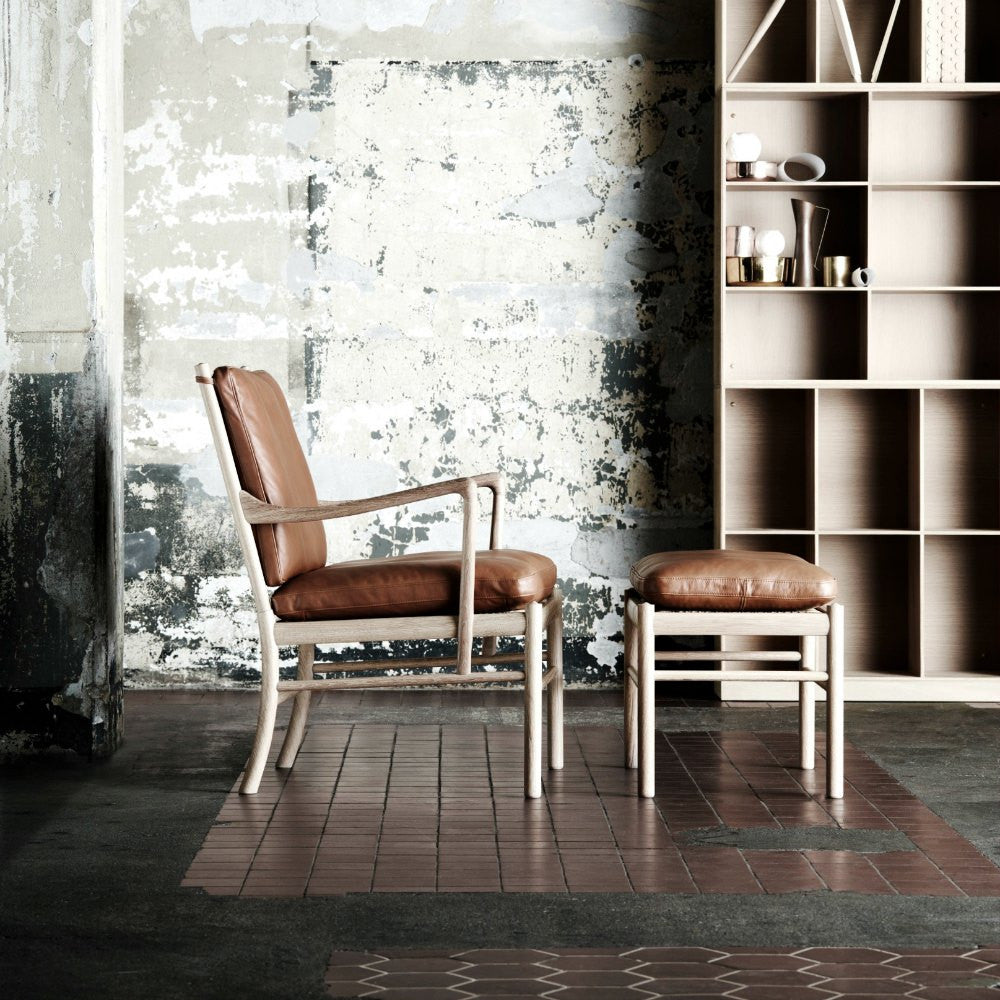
[799,635,816,771]
[277,643,314,769]
[546,599,564,771]
[637,600,656,799]
[826,603,845,799]
[624,598,638,769]
[524,602,544,798]
[240,629,281,795]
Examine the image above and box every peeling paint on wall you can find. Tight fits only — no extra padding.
[122,1,714,689]
[1,0,124,756]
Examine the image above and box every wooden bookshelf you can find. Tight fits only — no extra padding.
[716,0,1000,700]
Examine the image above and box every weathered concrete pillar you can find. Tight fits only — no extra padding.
[0,0,124,757]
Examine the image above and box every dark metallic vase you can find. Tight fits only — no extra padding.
[791,198,830,288]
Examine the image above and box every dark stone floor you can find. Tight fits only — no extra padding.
[2,691,999,1000]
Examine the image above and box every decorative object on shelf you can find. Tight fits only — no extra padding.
[726,160,778,180]
[828,0,862,83]
[778,153,826,183]
[755,229,786,257]
[727,0,787,82]
[727,225,756,256]
[725,132,778,182]
[822,255,852,287]
[922,0,966,83]
[726,132,763,162]
[726,257,753,284]
[791,199,830,288]
[871,0,902,82]
[725,255,794,286]
[851,266,875,287]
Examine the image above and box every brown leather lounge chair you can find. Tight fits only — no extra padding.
[195,364,564,796]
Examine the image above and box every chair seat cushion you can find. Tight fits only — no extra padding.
[271,549,557,621]
[630,550,837,612]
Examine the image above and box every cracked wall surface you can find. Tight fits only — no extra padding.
[123,1,714,687]
[1,0,123,754]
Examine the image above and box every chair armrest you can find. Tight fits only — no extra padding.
[240,472,504,674]
[238,471,503,533]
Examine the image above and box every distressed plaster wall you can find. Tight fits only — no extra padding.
[1,0,124,754]
[123,1,714,687]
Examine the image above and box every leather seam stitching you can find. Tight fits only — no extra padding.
[276,577,546,597]
[633,576,830,586]
[274,598,522,609]
[639,590,832,598]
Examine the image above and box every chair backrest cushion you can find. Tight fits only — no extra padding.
[213,367,327,586]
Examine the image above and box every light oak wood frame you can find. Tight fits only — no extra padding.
[195,364,564,797]
[623,591,845,799]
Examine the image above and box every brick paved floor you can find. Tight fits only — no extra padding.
[182,725,1000,897]
[323,946,1000,999]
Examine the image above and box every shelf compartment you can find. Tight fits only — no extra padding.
[965,2,1000,83]
[869,190,1000,287]
[724,389,812,530]
[727,187,867,278]
[724,291,865,381]
[923,536,1000,675]
[724,532,816,560]
[724,94,867,180]
[924,390,1000,530]
[725,0,813,83]
[820,0,916,84]
[816,535,919,676]
[869,292,1000,381]
[870,95,1000,182]
[816,390,919,530]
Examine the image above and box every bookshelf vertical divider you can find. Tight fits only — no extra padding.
[716,0,1000,700]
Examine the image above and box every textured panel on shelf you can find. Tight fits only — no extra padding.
[922,0,967,83]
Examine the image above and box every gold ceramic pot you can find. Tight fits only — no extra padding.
[822,255,852,287]
[726,256,795,286]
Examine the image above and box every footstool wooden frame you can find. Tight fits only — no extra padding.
[624,593,844,800]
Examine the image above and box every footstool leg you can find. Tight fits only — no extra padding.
[547,604,564,771]
[524,602,544,799]
[637,601,656,799]
[624,599,638,769]
[826,603,845,799]
[799,635,816,771]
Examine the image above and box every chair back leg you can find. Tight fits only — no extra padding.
[799,635,817,771]
[277,643,314,769]
[240,631,281,795]
[523,602,544,798]
[623,600,638,769]
[546,607,564,771]
[826,602,845,798]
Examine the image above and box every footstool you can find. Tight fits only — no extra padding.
[623,550,844,799]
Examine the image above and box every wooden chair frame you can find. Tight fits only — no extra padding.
[196,363,564,797]
[623,590,845,799]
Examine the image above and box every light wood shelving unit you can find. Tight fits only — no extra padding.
[716,0,1000,700]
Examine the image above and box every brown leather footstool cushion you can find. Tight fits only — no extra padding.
[272,549,557,622]
[630,550,837,612]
